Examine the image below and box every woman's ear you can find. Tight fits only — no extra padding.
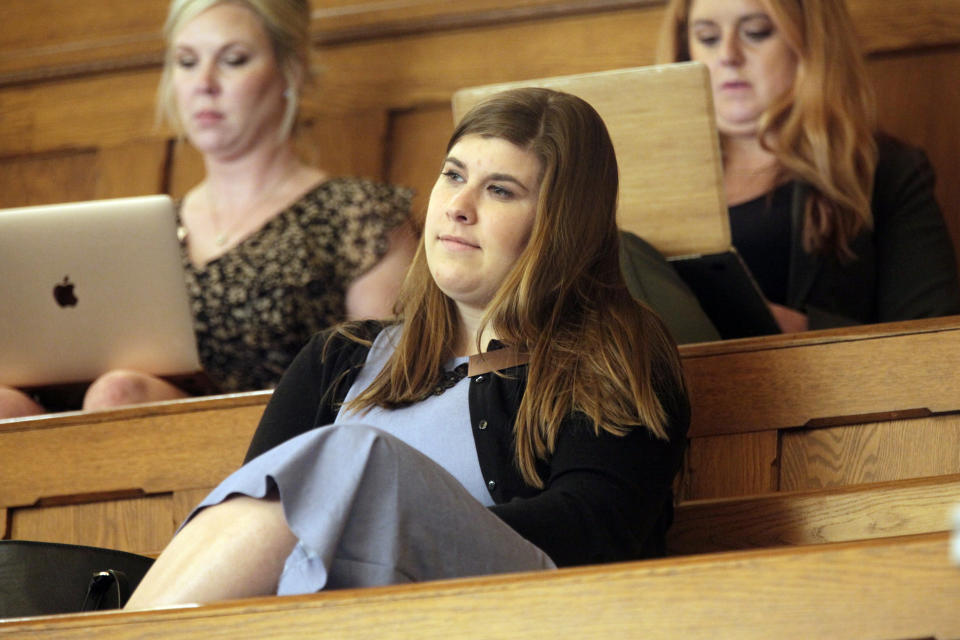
[287,59,306,92]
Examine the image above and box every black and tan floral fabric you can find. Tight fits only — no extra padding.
[179,178,411,393]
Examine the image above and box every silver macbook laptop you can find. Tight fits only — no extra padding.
[0,195,201,389]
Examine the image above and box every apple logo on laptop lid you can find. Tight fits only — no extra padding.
[53,275,78,307]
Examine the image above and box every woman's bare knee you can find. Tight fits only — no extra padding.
[125,495,296,609]
[83,370,187,410]
[0,387,44,419]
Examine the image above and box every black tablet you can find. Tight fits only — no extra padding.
[669,249,781,339]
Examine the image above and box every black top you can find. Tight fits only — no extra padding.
[244,321,690,567]
[729,182,793,305]
[733,136,960,330]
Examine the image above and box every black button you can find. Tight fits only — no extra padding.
[487,480,497,491]
[477,419,488,430]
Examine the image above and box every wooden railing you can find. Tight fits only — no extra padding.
[680,316,960,499]
[1,533,956,639]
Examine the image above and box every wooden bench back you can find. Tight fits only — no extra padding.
[679,316,960,499]
[451,63,730,257]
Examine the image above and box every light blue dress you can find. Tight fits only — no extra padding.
[183,327,555,594]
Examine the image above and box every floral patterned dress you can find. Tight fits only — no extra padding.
[179,178,411,392]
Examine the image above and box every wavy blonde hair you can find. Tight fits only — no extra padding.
[658,0,878,258]
[344,88,686,488]
[157,0,310,140]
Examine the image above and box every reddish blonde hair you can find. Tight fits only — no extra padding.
[658,0,878,258]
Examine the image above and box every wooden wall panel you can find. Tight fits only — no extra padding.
[867,47,960,270]
[295,109,391,180]
[169,139,204,200]
[310,7,665,115]
[848,0,960,53]
[4,1,960,84]
[312,0,657,42]
[0,0,167,82]
[167,109,392,202]
[0,149,98,207]
[0,69,164,155]
[386,105,454,223]
[0,139,168,207]
[681,431,779,500]
[0,0,165,49]
[9,494,175,556]
[779,415,960,491]
[95,138,170,198]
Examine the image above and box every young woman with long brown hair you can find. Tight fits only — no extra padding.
[124,87,689,609]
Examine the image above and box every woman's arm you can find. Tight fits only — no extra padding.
[874,140,960,320]
[490,417,686,566]
[489,375,690,567]
[345,221,418,320]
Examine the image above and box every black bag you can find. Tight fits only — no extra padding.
[0,540,154,617]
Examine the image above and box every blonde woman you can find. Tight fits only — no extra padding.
[125,88,689,608]
[0,0,415,418]
[659,0,960,332]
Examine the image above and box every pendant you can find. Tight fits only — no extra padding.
[215,232,228,246]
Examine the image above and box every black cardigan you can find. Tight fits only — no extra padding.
[244,321,690,567]
[785,136,960,328]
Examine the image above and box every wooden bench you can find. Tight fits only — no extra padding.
[669,473,960,554]
[1,533,956,639]
[0,391,270,555]
[680,315,960,500]
[3,317,960,557]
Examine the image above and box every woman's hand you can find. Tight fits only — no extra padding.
[768,302,809,334]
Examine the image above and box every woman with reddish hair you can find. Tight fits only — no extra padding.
[659,0,960,332]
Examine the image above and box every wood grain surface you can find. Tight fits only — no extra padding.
[670,474,960,553]
[682,317,960,437]
[0,533,955,639]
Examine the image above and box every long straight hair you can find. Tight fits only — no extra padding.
[346,88,686,487]
[658,0,878,259]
